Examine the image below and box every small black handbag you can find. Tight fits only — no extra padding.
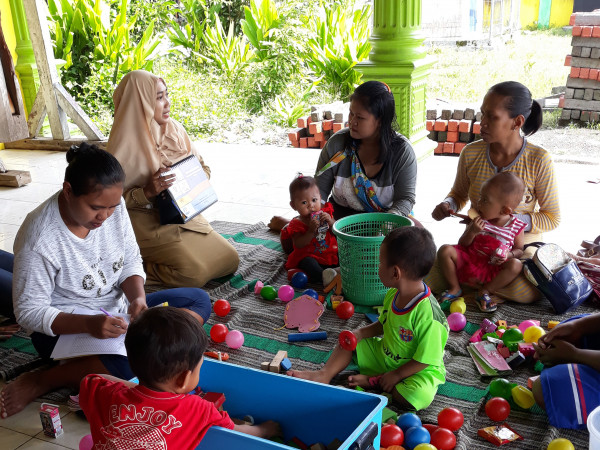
[523,242,593,314]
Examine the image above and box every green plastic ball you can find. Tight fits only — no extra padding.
[489,378,515,401]
[501,327,523,347]
[260,285,277,301]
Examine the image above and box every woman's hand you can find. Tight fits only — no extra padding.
[128,298,148,321]
[537,320,582,349]
[431,202,452,221]
[533,339,579,366]
[0,324,20,340]
[87,314,128,339]
[143,168,176,199]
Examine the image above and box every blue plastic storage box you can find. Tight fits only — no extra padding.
[196,359,387,449]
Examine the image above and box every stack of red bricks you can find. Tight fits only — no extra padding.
[288,102,349,148]
[426,107,482,155]
[560,10,600,124]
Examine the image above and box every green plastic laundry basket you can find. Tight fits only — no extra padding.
[332,213,413,306]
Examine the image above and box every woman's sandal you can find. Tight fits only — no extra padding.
[439,290,463,302]
[476,293,497,312]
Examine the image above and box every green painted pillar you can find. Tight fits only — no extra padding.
[357,0,435,160]
[9,0,39,116]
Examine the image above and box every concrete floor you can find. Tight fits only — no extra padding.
[0,142,599,448]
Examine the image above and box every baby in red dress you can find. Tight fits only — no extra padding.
[437,172,527,312]
[282,175,339,284]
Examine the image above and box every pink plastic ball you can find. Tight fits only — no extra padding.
[518,320,537,333]
[447,312,466,332]
[225,330,244,349]
[277,285,295,302]
[253,281,264,295]
[79,434,94,450]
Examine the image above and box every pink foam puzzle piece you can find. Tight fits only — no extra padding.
[283,295,325,333]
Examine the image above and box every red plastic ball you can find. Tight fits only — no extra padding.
[336,301,355,320]
[422,424,439,435]
[213,299,231,317]
[437,407,464,431]
[430,427,456,450]
[485,397,511,422]
[381,424,404,447]
[210,323,228,343]
[339,330,357,351]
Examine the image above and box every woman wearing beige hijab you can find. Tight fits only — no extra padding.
[107,70,239,287]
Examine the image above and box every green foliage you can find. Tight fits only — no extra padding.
[241,0,281,62]
[272,81,320,127]
[48,0,165,108]
[200,14,255,78]
[304,1,372,98]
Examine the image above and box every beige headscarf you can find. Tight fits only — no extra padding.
[107,70,205,190]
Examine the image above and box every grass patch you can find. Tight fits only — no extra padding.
[426,30,571,105]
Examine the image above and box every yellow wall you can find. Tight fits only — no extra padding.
[520,0,540,28]
[550,0,574,27]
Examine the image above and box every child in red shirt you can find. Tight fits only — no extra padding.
[79,307,280,449]
[282,175,339,284]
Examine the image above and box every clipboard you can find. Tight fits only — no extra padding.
[157,155,218,224]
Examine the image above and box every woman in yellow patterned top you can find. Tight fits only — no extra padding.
[427,81,560,304]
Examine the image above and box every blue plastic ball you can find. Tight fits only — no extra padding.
[291,271,308,289]
[397,412,422,432]
[302,288,318,299]
[404,426,430,449]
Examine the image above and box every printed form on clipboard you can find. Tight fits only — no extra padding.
[165,155,218,222]
[50,308,130,360]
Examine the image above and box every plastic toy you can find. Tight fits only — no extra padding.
[478,423,523,446]
[204,351,229,361]
[386,447,406,450]
[518,342,535,357]
[291,271,308,289]
[213,299,231,317]
[511,385,535,409]
[253,280,264,295]
[437,407,463,431]
[225,330,244,349]
[267,350,288,373]
[260,285,277,300]
[440,300,452,313]
[547,320,559,329]
[288,331,327,342]
[422,424,439,435]
[506,351,526,369]
[336,301,355,320]
[547,438,575,450]
[324,273,343,295]
[489,378,515,401]
[497,344,511,359]
[381,424,404,447]
[518,319,538,333]
[430,427,456,450]
[280,358,292,371]
[284,295,324,332]
[469,329,484,343]
[339,330,357,351]
[496,319,507,328]
[79,434,93,450]
[287,268,302,281]
[302,288,319,300]
[397,412,422,431]
[449,298,466,314]
[404,426,430,449]
[523,325,545,343]
[210,324,228,343]
[481,318,497,334]
[277,285,295,303]
[414,445,436,450]
[447,312,466,332]
[485,397,510,421]
[331,296,343,310]
[501,328,523,348]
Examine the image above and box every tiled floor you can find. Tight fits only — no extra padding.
[0,141,599,448]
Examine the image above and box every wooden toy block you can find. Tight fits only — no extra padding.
[469,329,484,343]
[261,361,270,371]
[518,343,535,357]
[548,320,559,329]
[270,350,288,373]
[527,376,537,389]
[324,274,342,295]
[495,320,507,328]
[327,438,343,450]
[281,357,292,371]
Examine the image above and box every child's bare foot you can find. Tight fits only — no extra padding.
[0,372,47,418]
[347,374,372,388]
[268,216,289,232]
[286,370,331,384]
